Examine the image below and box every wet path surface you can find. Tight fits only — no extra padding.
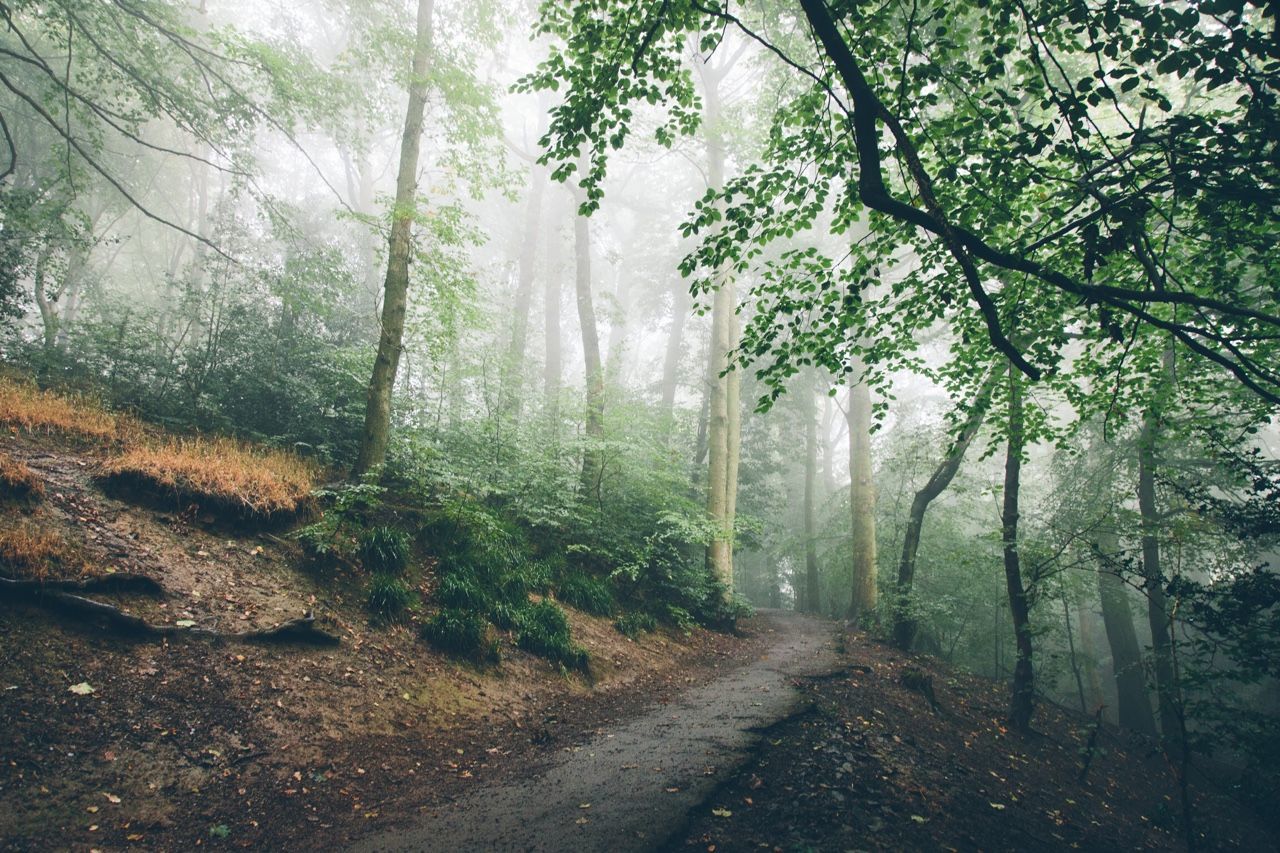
[350,610,840,853]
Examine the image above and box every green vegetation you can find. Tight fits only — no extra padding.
[365,573,415,621]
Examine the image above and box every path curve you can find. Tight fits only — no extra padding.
[350,610,840,853]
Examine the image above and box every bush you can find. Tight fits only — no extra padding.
[488,600,527,630]
[614,611,657,638]
[557,572,615,617]
[358,525,411,575]
[437,569,491,611]
[422,608,499,662]
[366,573,414,620]
[517,600,588,672]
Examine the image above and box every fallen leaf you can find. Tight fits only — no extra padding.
[910,814,927,824]
[578,803,591,809]
[712,808,733,818]
[68,682,95,695]
[990,802,1006,810]
[175,620,196,628]
[103,793,121,804]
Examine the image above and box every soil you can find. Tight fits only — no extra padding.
[678,626,1278,853]
[0,433,764,851]
[3,431,1276,852]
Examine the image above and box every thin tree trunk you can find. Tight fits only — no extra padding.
[1002,366,1035,732]
[1139,412,1180,740]
[573,179,604,494]
[501,164,545,419]
[892,366,999,648]
[543,218,562,422]
[660,281,691,421]
[351,0,434,479]
[847,379,877,620]
[1090,529,1159,735]
[803,371,820,613]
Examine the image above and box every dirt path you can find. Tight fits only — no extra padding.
[351,610,840,853]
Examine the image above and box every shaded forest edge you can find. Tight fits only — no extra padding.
[679,627,1277,853]
[0,373,755,850]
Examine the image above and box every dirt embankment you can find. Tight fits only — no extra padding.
[0,434,763,852]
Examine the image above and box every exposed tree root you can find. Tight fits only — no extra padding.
[1,572,166,596]
[0,576,339,646]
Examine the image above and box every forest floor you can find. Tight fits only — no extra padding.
[1,429,1276,852]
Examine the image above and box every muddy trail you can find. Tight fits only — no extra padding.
[352,610,840,853]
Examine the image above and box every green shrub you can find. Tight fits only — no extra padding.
[517,600,588,671]
[366,573,414,620]
[557,572,615,617]
[488,599,527,631]
[614,611,657,638]
[358,525,411,575]
[437,569,491,611]
[421,608,499,661]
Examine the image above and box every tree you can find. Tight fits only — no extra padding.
[846,376,877,620]
[352,0,434,479]
[1001,366,1035,731]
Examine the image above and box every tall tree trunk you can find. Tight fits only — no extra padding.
[1139,412,1180,740]
[892,366,999,648]
[847,379,877,620]
[701,63,739,595]
[803,371,821,613]
[351,0,433,479]
[573,180,604,495]
[1090,528,1158,736]
[1002,367,1035,732]
[543,218,562,422]
[659,280,691,421]
[501,164,545,419]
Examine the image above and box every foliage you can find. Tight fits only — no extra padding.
[357,526,412,576]
[614,611,657,638]
[365,573,415,621]
[421,607,498,663]
[293,480,386,562]
[556,572,615,617]
[517,600,589,672]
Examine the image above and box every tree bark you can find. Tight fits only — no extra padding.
[351,0,434,479]
[659,280,691,421]
[847,379,877,620]
[1139,410,1180,741]
[1090,528,1159,736]
[573,176,604,495]
[803,371,820,613]
[892,366,999,648]
[501,163,546,419]
[1002,366,1035,731]
[543,214,562,421]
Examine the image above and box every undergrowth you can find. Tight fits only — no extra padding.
[0,523,88,580]
[366,573,415,621]
[99,437,317,522]
[0,377,128,442]
[0,453,43,504]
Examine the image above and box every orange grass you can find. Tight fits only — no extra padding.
[0,453,43,503]
[0,523,86,580]
[0,377,126,441]
[99,436,318,519]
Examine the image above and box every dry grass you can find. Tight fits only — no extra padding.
[0,453,43,503]
[0,377,127,442]
[0,522,87,580]
[99,436,318,521]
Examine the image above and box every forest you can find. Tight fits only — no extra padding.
[0,0,1277,851]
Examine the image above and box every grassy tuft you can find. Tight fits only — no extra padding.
[0,377,126,442]
[366,573,415,620]
[99,436,317,521]
[0,523,87,580]
[614,611,657,638]
[0,453,44,504]
[357,525,411,575]
[421,608,499,662]
[517,600,588,672]
[556,572,615,617]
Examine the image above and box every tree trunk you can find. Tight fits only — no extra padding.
[351,0,434,479]
[502,163,546,419]
[1002,367,1035,732]
[1090,528,1159,736]
[847,379,877,620]
[803,371,820,613]
[543,217,562,422]
[1139,412,1180,741]
[659,280,691,421]
[892,366,999,648]
[573,179,604,495]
